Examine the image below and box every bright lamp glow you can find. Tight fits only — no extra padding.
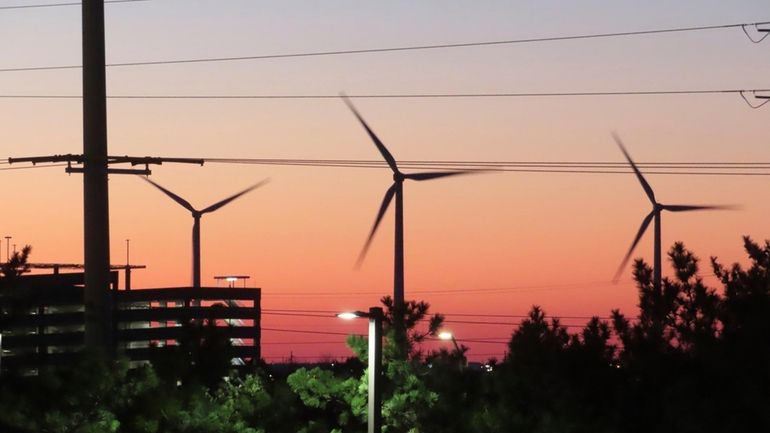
[337,312,359,320]
[226,277,239,282]
[438,331,453,340]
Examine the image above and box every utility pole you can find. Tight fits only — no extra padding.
[4,236,10,262]
[7,2,203,350]
[82,0,112,349]
[125,239,131,290]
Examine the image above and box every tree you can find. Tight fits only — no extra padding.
[0,245,31,281]
[607,239,770,432]
[709,236,770,431]
[287,296,443,433]
[151,303,234,390]
[0,245,36,341]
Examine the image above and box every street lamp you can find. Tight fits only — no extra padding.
[214,275,251,288]
[438,331,461,353]
[337,307,383,433]
[438,330,468,369]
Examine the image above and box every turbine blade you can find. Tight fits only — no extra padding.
[613,133,656,204]
[141,176,196,213]
[405,170,470,181]
[662,204,738,212]
[613,210,655,282]
[201,178,270,214]
[341,94,400,173]
[356,183,397,268]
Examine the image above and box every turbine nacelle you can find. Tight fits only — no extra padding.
[342,95,473,270]
[140,176,269,287]
[612,134,735,284]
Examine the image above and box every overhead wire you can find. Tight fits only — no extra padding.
[742,24,770,43]
[740,91,770,109]
[205,157,770,176]
[264,308,611,321]
[0,0,147,11]
[197,157,770,177]
[0,19,768,72]
[262,309,619,329]
[257,277,716,297]
[1,88,769,101]
[0,163,68,171]
[6,157,770,176]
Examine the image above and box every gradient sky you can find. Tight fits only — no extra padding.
[1,0,769,361]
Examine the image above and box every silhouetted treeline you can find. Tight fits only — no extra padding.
[1,238,769,433]
[424,237,770,433]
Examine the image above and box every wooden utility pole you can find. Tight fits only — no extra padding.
[82,0,112,349]
[9,3,203,352]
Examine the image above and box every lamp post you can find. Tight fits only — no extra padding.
[438,331,468,369]
[438,331,461,353]
[338,307,383,433]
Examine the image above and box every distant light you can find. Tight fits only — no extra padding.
[226,277,239,283]
[337,312,360,320]
[438,331,453,341]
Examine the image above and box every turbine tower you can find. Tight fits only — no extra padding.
[142,177,269,288]
[344,97,467,309]
[613,134,730,289]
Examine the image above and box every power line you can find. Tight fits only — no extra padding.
[264,308,612,321]
[262,327,361,337]
[11,157,770,167]
[262,310,611,322]
[0,163,68,171]
[262,355,353,361]
[188,157,770,177]
[183,157,770,176]
[261,324,583,339]
[263,311,333,318]
[7,159,770,177]
[205,158,770,168]
[1,19,767,72]
[264,308,345,314]
[263,310,612,329]
[2,88,768,100]
[445,318,594,327]
[0,0,147,11]
[2,89,767,110]
[257,282,646,298]
[262,341,349,345]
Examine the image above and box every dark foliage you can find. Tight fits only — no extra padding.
[1,239,769,433]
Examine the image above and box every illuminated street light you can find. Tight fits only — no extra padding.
[337,307,383,433]
[438,330,462,353]
[214,275,250,288]
[337,312,361,320]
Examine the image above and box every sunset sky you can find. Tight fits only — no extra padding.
[1,0,769,361]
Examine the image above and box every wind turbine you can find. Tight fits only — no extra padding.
[344,96,468,309]
[141,177,269,288]
[613,133,730,289]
